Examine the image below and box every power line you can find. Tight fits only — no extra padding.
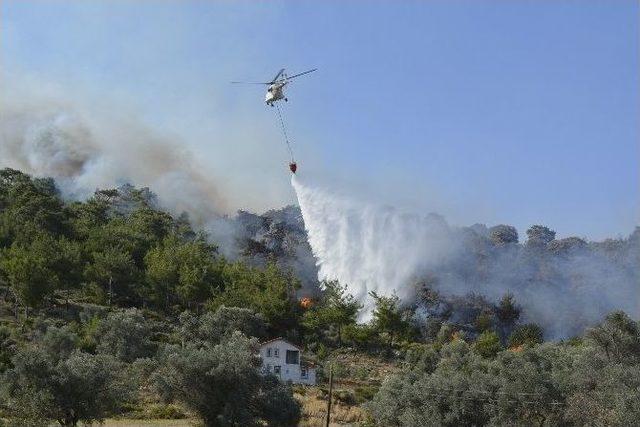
[400,385,565,406]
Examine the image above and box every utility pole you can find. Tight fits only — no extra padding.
[108,276,113,306]
[325,363,333,427]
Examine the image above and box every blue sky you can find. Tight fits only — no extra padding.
[2,1,638,239]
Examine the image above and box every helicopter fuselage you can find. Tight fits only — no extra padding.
[265,81,287,106]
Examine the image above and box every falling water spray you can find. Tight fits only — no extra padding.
[292,175,456,319]
[291,175,639,336]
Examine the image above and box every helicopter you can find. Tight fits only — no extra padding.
[232,68,317,106]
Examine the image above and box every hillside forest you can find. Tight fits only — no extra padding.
[0,168,638,426]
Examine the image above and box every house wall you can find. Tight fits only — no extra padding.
[259,339,316,385]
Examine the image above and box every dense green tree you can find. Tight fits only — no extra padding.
[525,225,556,249]
[302,280,361,345]
[174,238,220,304]
[37,326,79,360]
[0,169,68,245]
[95,309,155,362]
[487,345,567,426]
[342,322,379,350]
[210,262,301,336]
[0,234,80,310]
[474,310,494,333]
[0,325,16,373]
[144,239,180,309]
[586,310,640,363]
[565,346,640,426]
[496,293,520,340]
[370,291,416,346]
[1,243,55,309]
[369,340,575,426]
[488,224,518,246]
[435,323,457,345]
[508,323,544,348]
[547,236,588,257]
[198,306,267,343]
[3,350,129,427]
[128,207,173,245]
[369,339,497,426]
[176,310,201,347]
[177,306,267,347]
[145,234,220,309]
[473,330,502,358]
[84,246,139,305]
[1,326,130,427]
[66,197,110,239]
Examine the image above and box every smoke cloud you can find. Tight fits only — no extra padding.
[292,175,639,337]
[3,82,637,339]
[0,92,228,226]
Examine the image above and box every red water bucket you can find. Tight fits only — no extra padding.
[289,162,297,174]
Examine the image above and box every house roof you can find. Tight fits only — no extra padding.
[259,337,304,351]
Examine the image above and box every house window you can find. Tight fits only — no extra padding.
[266,364,272,372]
[274,348,280,357]
[266,348,271,357]
[286,350,299,365]
[301,367,308,378]
[274,366,281,375]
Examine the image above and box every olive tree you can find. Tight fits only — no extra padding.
[198,306,267,343]
[153,332,300,427]
[95,308,155,362]
[2,342,129,426]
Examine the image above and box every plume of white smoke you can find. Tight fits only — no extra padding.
[0,94,227,226]
[292,175,639,336]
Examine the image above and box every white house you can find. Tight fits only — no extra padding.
[259,338,316,385]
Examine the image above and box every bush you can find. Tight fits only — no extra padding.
[95,309,155,362]
[354,386,378,404]
[2,348,130,426]
[508,323,543,348]
[146,404,187,420]
[334,390,356,405]
[474,330,503,358]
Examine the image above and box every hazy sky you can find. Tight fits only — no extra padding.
[2,1,638,239]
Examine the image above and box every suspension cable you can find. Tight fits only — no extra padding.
[274,102,295,163]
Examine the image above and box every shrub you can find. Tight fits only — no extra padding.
[474,330,503,358]
[508,323,543,348]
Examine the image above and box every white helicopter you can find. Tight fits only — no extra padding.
[232,68,317,106]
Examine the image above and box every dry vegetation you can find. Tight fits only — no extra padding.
[295,349,399,426]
